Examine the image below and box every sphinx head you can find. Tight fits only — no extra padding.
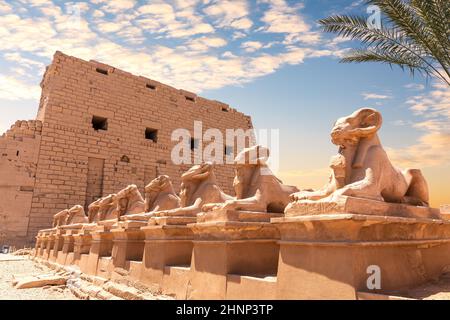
[233,145,270,198]
[179,163,214,206]
[145,175,172,193]
[66,205,86,224]
[331,108,382,147]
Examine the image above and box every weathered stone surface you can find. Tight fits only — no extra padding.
[14,275,67,289]
[285,196,441,219]
[288,108,435,218]
[0,51,253,247]
[202,145,298,214]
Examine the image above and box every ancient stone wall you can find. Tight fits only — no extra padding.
[0,121,42,246]
[2,51,252,246]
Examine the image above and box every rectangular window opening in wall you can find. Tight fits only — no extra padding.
[92,116,108,131]
[96,67,108,75]
[146,84,156,90]
[145,128,158,142]
[222,107,229,112]
[191,138,199,151]
[185,96,195,102]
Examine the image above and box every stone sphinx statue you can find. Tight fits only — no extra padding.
[127,162,233,220]
[52,209,69,228]
[97,194,119,221]
[144,175,180,212]
[202,145,299,213]
[115,184,146,218]
[51,205,88,228]
[87,198,103,223]
[288,108,430,208]
[65,205,88,225]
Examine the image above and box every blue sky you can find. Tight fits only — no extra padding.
[0,0,449,205]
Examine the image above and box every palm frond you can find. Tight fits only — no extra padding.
[342,48,431,77]
[319,1,450,85]
[368,0,450,77]
[410,0,450,69]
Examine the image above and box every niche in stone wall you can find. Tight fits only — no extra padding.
[120,155,130,163]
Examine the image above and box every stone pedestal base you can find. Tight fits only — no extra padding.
[271,213,450,299]
[50,228,67,263]
[285,196,441,219]
[441,206,450,221]
[73,230,92,269]
[110,221,147,280]
[188,209,281,300]
[86,224,115,276]
[58,231,76,265]
[140,216,195,297]
[34,232,43,257]
[45,234,56,261]
[35,229,53,258]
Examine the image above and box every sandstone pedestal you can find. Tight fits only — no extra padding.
[50,228,67,263]
[188,210,282,300]
[35,229,53,258]
[34,232,42,257]
[271,212,450,299]
[73,229,93,271]
[285,196,441,219]
[140,216,196,298]
[45,233,56,261]
[109,220,147,281]
[85,222,116,277]
[441,205,450,221]
[57,225,84,266]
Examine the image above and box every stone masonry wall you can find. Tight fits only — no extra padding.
[17,51,253,245]
[0,120,42,247]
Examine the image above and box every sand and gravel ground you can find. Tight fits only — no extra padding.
[0,254,78,300]
[2,253,450,300]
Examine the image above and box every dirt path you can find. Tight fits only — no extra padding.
[0,254,78,300]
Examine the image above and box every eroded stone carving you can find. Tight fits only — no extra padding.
[52,209,69,228]
[65,205,88,225]
[87,198,103,223]
[144,175,180,212]
[202,145,299,213]
[51,205,88,228]
[97,194,119,221]
[125,163,232,221]
[115,184,145,218]
[288,108,430,209]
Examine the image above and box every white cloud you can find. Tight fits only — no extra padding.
[0,75,41,101]
[387,82,450,168]
[362,92,392,100]
[203,0,252,30]
[241,41,263,53]
[0,1,12,13]
[135,2,215,38]
[98,0,136,14]
[259,0,321,45]
[184,36,227,52]
[404,83,425,91]
[0,0,339,97]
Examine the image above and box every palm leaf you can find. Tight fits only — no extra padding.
[319,0,450,85]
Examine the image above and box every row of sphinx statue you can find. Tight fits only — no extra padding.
[52,108,431,227]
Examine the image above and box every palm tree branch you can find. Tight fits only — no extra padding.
[342,48,429,73]
[410,0,450,70]
[319,14,449,83]
[368,0,450,78]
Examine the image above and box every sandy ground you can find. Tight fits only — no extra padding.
[406,274,450,300]
[2,253,450,300]
[0,254,78,300]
